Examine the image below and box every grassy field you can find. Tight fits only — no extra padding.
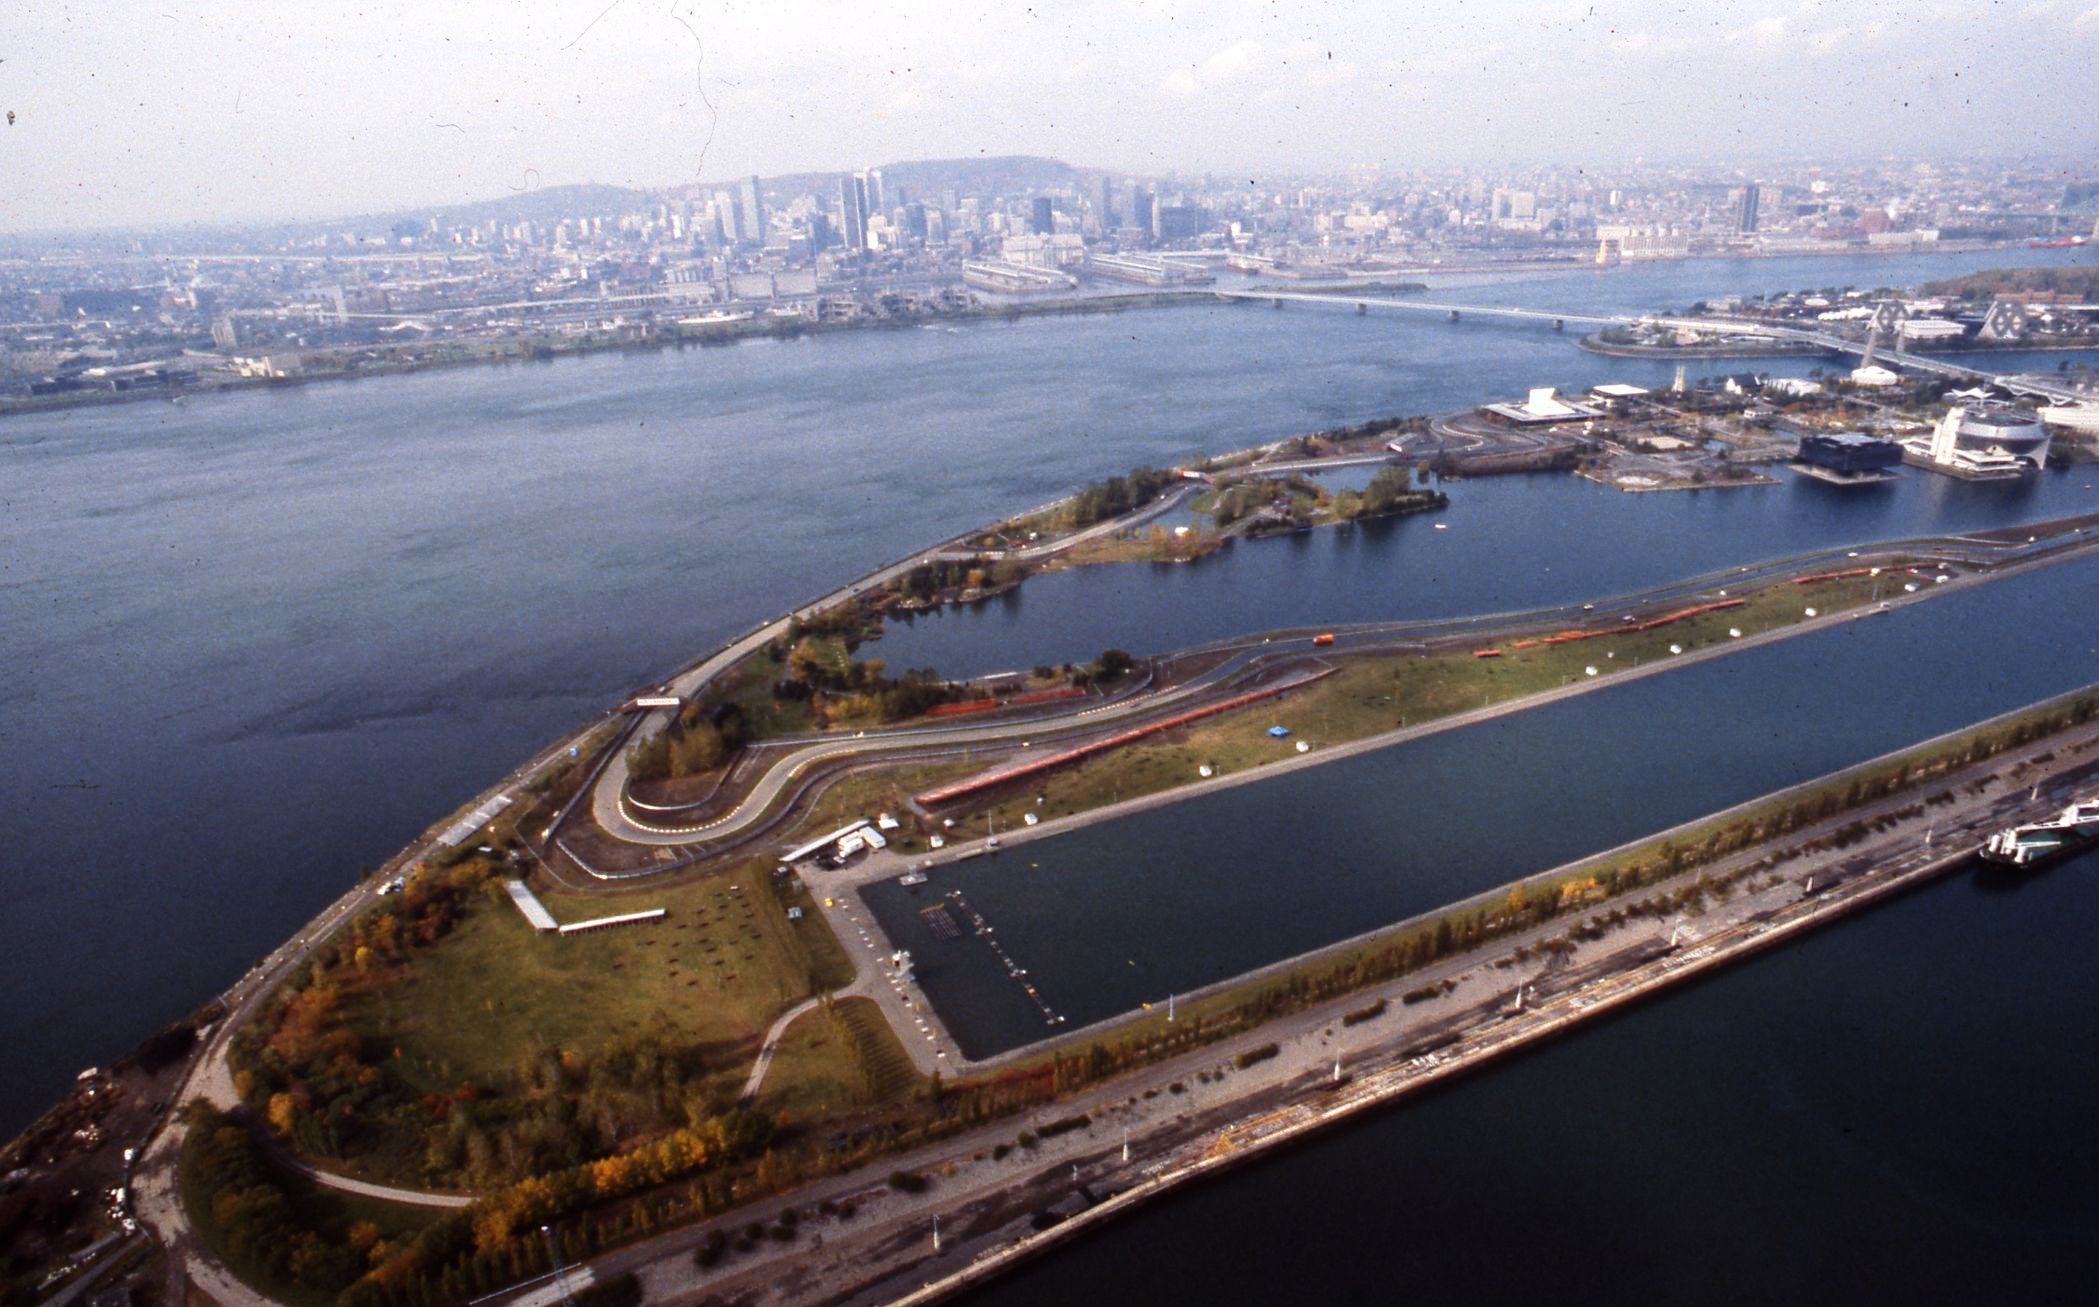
[714,647,814,739]
[964,565,1915,831]
[976,676,2099,1088]
[758,997,927,1123]
[333,754,970,1115]
[340,864,847,1104]
[1061,526,1224,566]
[781,759,979,856]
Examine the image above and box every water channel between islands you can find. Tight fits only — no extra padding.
[865,552,2099,1060]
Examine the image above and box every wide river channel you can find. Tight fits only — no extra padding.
[4,243,2096,1297]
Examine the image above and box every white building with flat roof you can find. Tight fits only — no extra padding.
[1483,387,1600,424]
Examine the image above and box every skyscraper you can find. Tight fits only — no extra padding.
[1133,189,1157,241]
[839,173,868,252]
[1031,196,1055,235]
[739,175,766,246]
[1736,184,1761,234]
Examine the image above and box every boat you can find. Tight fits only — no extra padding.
[1980,793,2099,867]
[898,871,927,887]
[677,309,755,325]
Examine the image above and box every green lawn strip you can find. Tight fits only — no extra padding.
[965,680,2099,1093]
[752,1005,867,1121]
[965,566,1914,831]
[758,997,928,1122]
[773,759,978,857]
[835,998,927,1102]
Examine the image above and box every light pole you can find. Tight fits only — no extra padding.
[541,1226,576,1307]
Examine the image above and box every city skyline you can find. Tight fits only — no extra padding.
[5,0,2099,232]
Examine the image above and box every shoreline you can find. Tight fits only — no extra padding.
[0,289,1267,425]
[853,531,2099,1072]
[0,281,1443,427]
[523,692,2099,1307]
[1580,332,2099,361]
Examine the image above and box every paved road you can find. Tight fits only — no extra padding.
[583,520,2099,866]
[582,485,1203,855]
[133,667,2099,1306]
[493,717,2099,1307]
[740,995,825,1101]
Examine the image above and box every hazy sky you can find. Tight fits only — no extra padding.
[4,0,2097,230]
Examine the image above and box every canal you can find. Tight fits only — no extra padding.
[865,551,2099,1058]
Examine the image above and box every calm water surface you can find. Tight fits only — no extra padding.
[2,247,2096,1292]
[868,554,2099,1057]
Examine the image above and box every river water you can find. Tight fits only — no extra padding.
[2,244,2095,1287]
[866,553,2099,1058]
[963,844,2099,1306]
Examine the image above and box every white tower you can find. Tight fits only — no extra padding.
[1930,407,1964,465]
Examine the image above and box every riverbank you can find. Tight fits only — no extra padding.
[18,237,2099,1305]
[486,683,2099,1307]
[1579,331,2099,362]
[0,286,1293,425]
[880,755,2085,1307]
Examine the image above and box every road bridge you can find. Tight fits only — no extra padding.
[1210,287,1627,329]
[1213,288,2091,404]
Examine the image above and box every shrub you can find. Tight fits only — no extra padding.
[693,1230,727,1268]
[1342,999,1388,1027]
[1035,1114,1091,1139]
[1233,1043,1280,1070]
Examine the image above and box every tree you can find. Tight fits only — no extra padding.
[625,733,672,783]
[668,721,726,776]
[267,1091,299,1135]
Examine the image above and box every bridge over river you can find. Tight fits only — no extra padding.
[1208,288,2092,405]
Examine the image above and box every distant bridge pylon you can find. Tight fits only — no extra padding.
[1208,288,1626,328]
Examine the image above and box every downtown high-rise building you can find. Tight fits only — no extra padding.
[1736,184,1761,234]
[839,172,870,252]
[739,175,766,246]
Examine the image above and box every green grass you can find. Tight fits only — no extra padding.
[778,759,978,856]
[714,648,814,739]
[1061,526,1224,566]
[755,1005,866,1121]
[836,998,925,1102]
[329,759,969,1121]
[795,635,852,681]
[966,565,1914,831]
[757,996,924,1119]
[340,871,836,1102]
